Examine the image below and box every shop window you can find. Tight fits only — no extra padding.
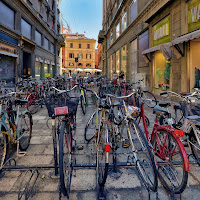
[154,51,171,92]
[35,30,42,46]
[0,1,15,30]
[130,0,137,23]
[121,12,127,32]
[69,53,74,58]
[121,45,127,79]
[116,50,120,74]
[70,43,73,48]
[130,39,138,80]
[110,55,113,78]
[21,18,32,40]
[116,22,120,39]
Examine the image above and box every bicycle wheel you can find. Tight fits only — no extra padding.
[85,110,100,142]
[152,129,188,194]
[59,120,73,197]
[125,120,157,191]
[80,95,86,115]
[189,127,200,165]
[0,133,8,169]
[142,91,157,108]
[19,112,32,151]
[96,124,109,187]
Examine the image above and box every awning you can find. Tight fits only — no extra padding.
[171,29,200,46]
[142,42,171,62]
[0,50,18,58]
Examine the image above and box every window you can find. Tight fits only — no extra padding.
[78,63,83,66]
[21,18,31,40]
[0,1,15,29]
[116,50,120,74]
[86,63,91,67]
[116,22,120,39]
[70,43,73,48]
[79,44,82,48]
[121,45,127,79]
[51,42,54,53]
[122,12,127,32]
[69,62,74,66]
[110,31,113,45]
[86,54,91,59]
[44,37,49,50]
[78,53,82,59]
[87,44,90,49]
[130,0,137,23]
[69,53,74,58]
[35,30,42,46]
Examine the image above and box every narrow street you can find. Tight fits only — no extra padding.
[0,95,200,200]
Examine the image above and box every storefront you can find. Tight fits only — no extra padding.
[0,43,18,83]
[143,15,171,93]
[44,59,51,78]
[35,56,43,80]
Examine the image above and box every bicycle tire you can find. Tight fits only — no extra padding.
[96,124,109,187]
[59,120,73,197]
[0,133,8,169]
[84,110,99,142]
[151,129,188,194]
[142,91,157,108]
[19,112,32,151]
[189,128,200,165]
[127,120,158,191]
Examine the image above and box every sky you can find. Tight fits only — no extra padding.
[60,0,103,47]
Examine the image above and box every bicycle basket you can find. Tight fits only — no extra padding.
[45,96,79,117]
[180,102,200,117]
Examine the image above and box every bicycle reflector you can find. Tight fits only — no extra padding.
[105,142,111,152]
[174,130,184,137]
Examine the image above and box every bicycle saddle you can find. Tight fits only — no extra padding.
[159,102,171,108]
[186,115,200,121]
[153,106,168,115]
[15,99,28,105]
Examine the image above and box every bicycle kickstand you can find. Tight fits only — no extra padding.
[17,141,27,157]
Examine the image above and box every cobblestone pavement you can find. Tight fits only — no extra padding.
[0,96,200,200]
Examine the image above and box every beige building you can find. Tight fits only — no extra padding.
[99,0,200,94]
[62,33,96,74]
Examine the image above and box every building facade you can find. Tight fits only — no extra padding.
[62,33,96,74]
[99,0,200,93]
[96,43,103,70]
[0,0,64,83]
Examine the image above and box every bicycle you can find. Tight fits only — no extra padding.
[160,90,200,165]
[137,100,189,194]
[79,83,88,115]
[0,92,32,169]
[45,85,79,197]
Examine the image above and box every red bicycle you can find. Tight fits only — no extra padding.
[137,102,189,194]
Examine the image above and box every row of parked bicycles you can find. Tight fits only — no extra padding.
[0,76,200,199]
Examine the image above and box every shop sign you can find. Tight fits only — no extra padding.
[44,59,51,64]
[153,16,171,47]
[36,56,43,63]
[51,61,55,65]
[188,0,200,32]
[0,43,17,55]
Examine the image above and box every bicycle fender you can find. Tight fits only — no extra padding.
[155,126,190,172]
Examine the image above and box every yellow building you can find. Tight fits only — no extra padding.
[62,33,96,74]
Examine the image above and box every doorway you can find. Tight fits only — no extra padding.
[23,52,31,76]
